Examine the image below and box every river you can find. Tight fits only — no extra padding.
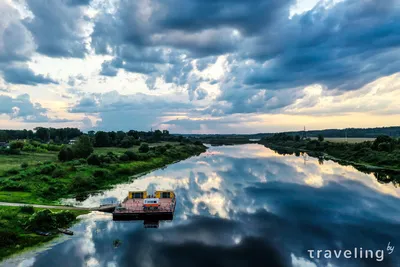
[2,144,400,267]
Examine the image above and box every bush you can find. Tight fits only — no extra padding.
[119,154,130,161]
[21,162,29,169]
[93,169,110,178]
[72,135,94,159]
[124,150,138,160]
[70,175,97,192]
[193,141,202,146]
[20,205,35,214]
[87,154,101,166]
[165,144,172,149]
[52,167,66,178]
[378,142,393,152]
[0,231,19,246]
[39,164,56,175]
[139,143,149,153]
[58,146,75,162]
[9,141,24,150]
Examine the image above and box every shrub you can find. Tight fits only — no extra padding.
[52,167,66,178]
[73,135,94,158]
[93,169,110,178]
[9,141,24,150]
[165,144,172,149]
[87,154,101,166]
[139,143,149,153]
[0,231,19,246]
[58,146,75,162]
[19,205,35,214]
[124,150,138,160]
[40,164,56,175]
[70,175,97,192]
[378,142,392,152]
[21,162,29,169]
[119,154,130,161]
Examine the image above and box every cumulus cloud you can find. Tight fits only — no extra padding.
[69,90,195,130]
[0,93,68,122]
[2,66,58,85]
[0,1,34,63]
[22,0,88,58]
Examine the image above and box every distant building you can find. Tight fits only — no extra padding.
[68,139,77,145]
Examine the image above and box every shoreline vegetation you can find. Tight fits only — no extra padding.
[0,206,88,260]
[0,127,207,260]
[259,133,400,185]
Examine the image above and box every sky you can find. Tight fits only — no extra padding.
[0,0,400,134]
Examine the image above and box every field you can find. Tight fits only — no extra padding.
[94,141,180,155]
[0,142,181,174]
[0,152,58,174]
[0,142,206,204]
[310,137,376,143]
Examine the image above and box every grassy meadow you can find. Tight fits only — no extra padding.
[0,142,206,205]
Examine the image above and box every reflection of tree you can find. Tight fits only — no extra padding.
[374,172,400,187]
[266,144,400,187]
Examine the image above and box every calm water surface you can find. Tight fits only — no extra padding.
[3,144,400,267]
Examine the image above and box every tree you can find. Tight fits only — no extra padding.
[35,127,50,142]
[94,131,110,147]
[0,131,7,142]
[9,141,24,150]
[295,135,301,142]
[73,135,94,158]
[372,135,393,150]
[58,146,74,162]
[154,130,162,141]
[88,131,95,137]
[139,143,149,153]
[318,134,324,142]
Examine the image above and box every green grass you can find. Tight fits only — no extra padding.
[0,152,57,174]
[0,206,88,260]
[94,141,180,155]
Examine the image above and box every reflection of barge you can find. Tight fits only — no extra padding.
[112,190,176,221]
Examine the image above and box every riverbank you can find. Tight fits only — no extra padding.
[0,206,89,260]
[0,142,207,204]
[260,135,400,184]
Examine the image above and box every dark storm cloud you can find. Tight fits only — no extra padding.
[22,0,88,58]
[2,66,58,85]
[0,2,34,64]
[241,0,400,91]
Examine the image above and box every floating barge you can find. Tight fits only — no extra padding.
[112,190,176,221]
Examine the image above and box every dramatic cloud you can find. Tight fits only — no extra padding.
[0,1,34,63]
[22,0,88,58]
[0,93,68,122]
[1,0,400,132]
[2,66,58,85]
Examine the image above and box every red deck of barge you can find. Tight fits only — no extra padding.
[113,198,176,221]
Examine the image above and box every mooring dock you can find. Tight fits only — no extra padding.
[112,190,176,221]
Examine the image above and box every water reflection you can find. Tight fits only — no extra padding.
[3,144,400,267]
